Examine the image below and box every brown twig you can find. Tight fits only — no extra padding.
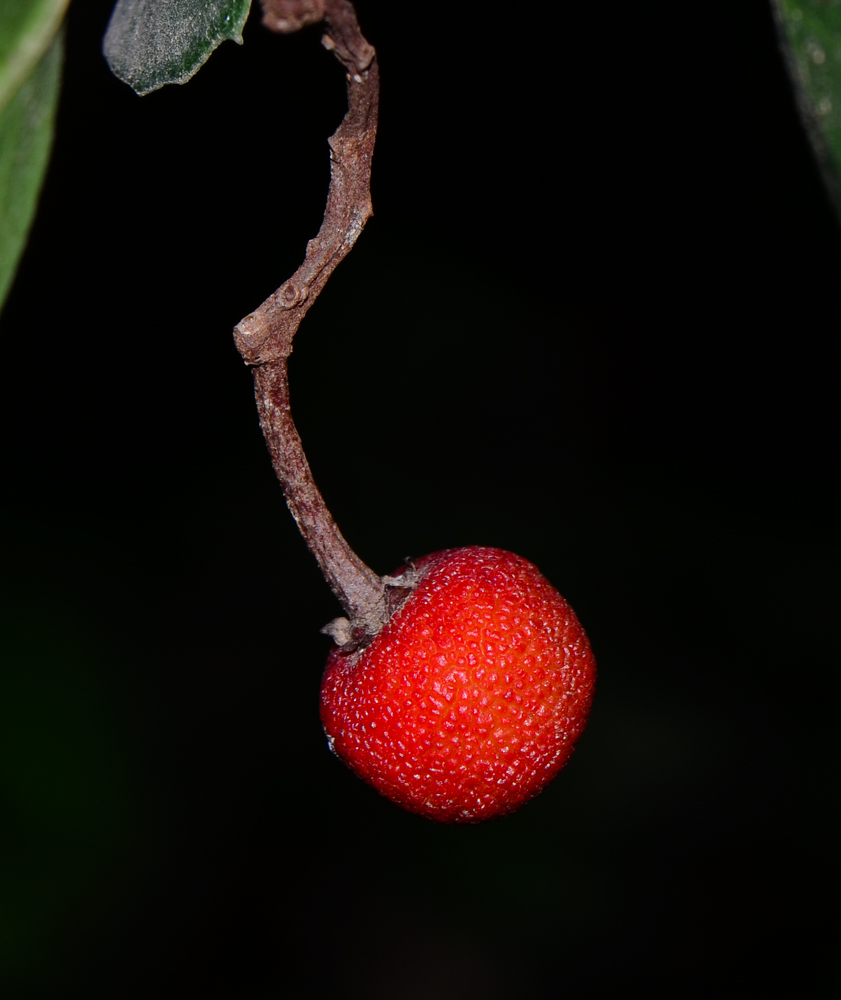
[233,0,394,649]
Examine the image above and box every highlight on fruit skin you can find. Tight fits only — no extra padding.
[320,546,596,822]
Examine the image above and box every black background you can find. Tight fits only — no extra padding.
[1,1,836,996]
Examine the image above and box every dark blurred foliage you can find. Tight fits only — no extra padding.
[0,0,836,996]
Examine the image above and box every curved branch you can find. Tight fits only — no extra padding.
[233,0,392,648]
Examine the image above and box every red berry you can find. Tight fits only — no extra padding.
[320,546,596,822]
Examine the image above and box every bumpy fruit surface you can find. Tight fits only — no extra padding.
[320,546,596,822]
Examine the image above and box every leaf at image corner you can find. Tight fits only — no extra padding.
[771,0,841,214]
[0,0,70,117]
[103,0,253,96]
[0,29,64,316]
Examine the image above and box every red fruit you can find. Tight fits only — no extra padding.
[320,546,596,822]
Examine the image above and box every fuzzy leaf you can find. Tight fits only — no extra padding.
[772,0,841,212]
[0,29,64,314]
[103,0,253,96]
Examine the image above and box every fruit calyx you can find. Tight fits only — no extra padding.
[321,564,423,652]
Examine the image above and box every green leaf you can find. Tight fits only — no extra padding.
[0,0,69,118]
[103,0,253,96]
[0,28,64,315]
[772,0,841,211]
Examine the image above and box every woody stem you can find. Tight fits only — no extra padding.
[232,0,388,640]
